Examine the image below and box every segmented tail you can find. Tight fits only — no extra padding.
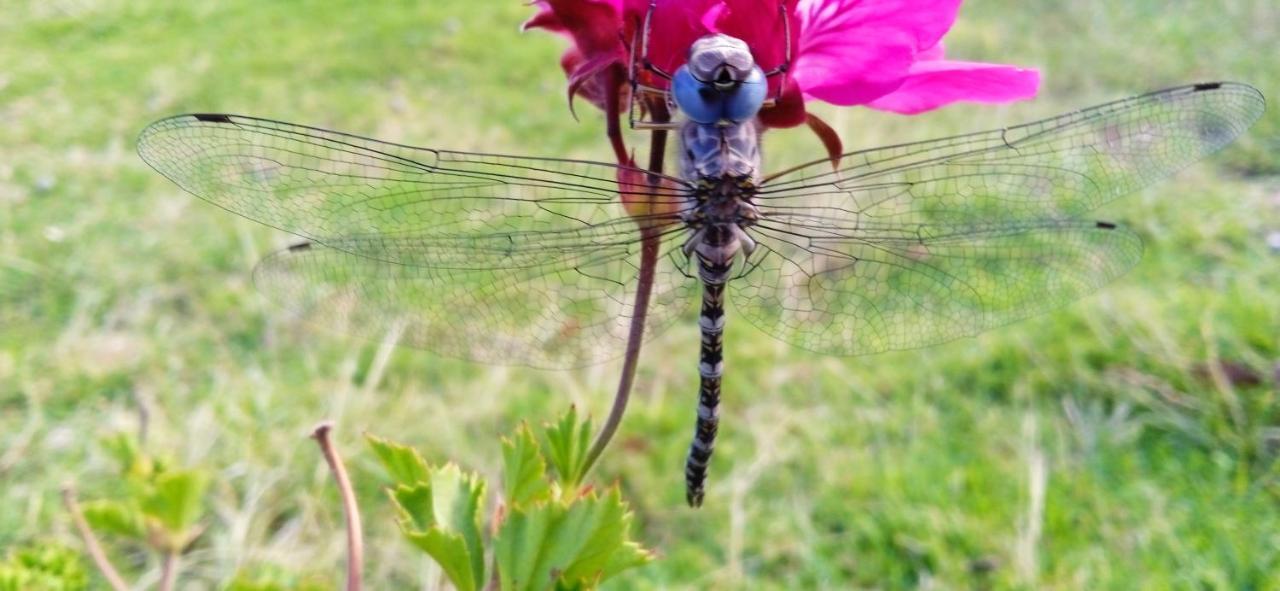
[686,277,726,507]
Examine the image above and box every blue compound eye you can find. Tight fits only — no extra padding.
[672,65,721,125]
[672,64,768,125]
[722,65,767,123]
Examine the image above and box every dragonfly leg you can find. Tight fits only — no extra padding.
[682,227,707,257]
[729,223,757,258]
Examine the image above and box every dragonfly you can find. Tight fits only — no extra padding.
[137,31,1264,507]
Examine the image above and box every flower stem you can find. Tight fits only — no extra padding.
[583,101,671,476]
[61,486,129,591]
[605,65,629,165]
[583,229,659,475]
[311,422,364,591]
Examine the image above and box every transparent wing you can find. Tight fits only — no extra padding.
[136,113,692,252]
[735,82,1264,354]
[254,232,698,368]
[137,113,698,366]
[759,83,1265,223]
[735,220,1141,354]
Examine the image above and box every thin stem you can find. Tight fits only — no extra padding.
[312,422,364,591]
[61,486,129,591]
[583,230,660,474]
[583,102,670,476]
[605,65,630,165]
[158,551,179,591]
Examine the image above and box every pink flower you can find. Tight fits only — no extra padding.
[524,0,1039,140]
[705,0,1041,127]
[522,0,644,117]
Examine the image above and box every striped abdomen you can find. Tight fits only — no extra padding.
[685,225,735,507]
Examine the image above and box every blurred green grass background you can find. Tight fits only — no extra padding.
[2,0,1278,588]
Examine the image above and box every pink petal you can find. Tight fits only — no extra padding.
[643,0,717,77]
[792,39,916,105]
[865,60,1041,115]
[707,0,792,74]
[525,0,630,63]
[917,41,946,61]
[758,76,808,128]
[521,2,566,35]
[794,0,963,53]
[567,51,622,114]
[790,0,964,105]
[700,3,727,31]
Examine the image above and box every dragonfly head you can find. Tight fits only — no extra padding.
[673,34,767,126]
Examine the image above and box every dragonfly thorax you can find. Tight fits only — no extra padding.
[678,117,763,269]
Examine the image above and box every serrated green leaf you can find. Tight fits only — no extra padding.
[428,465,487,587]
[496,488,653,591]
[139,469,207,540]
[542,406,593,489]
[558,489,632,584]
[80,500,145,540]
[502,422,550,507]
[494,502,559,591]
[404,528,477,591]
[366,433,431,486]
[389,465,487,590]
[596,540,653,583]
[389,483,434,530]
[497,498,601,591]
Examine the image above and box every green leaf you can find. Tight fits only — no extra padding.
[0,543,89,591]
[559,489,652,584]
[389,482,434,531]
[100,432,140,475]
[80,500,145,540]
[493,502,559,591]
[139,469,208,544]
[428,465,487,589]
[542,406,593,489]
[390,484,467,587]
[597,541,654,584]
[387,464,487,591]
[404,527,476,591]
[494,488,652,591]
[502,422,550,507]
[366,433,431,486]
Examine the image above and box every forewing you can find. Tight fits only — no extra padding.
[136,113,691,252]
[254,231,698,368]
[758,83,1265,224]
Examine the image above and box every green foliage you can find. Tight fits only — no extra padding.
[368,434,432,485]
[372,408,653,591]
[80,500,145,540]
[0,543,88,591]
[371,434,488,591]
[79,433,209,553]
[495,488,652,591]
[225,566,330,591]
[137,469,209,550]
[502,422,551,506]
[541,406,594,490]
